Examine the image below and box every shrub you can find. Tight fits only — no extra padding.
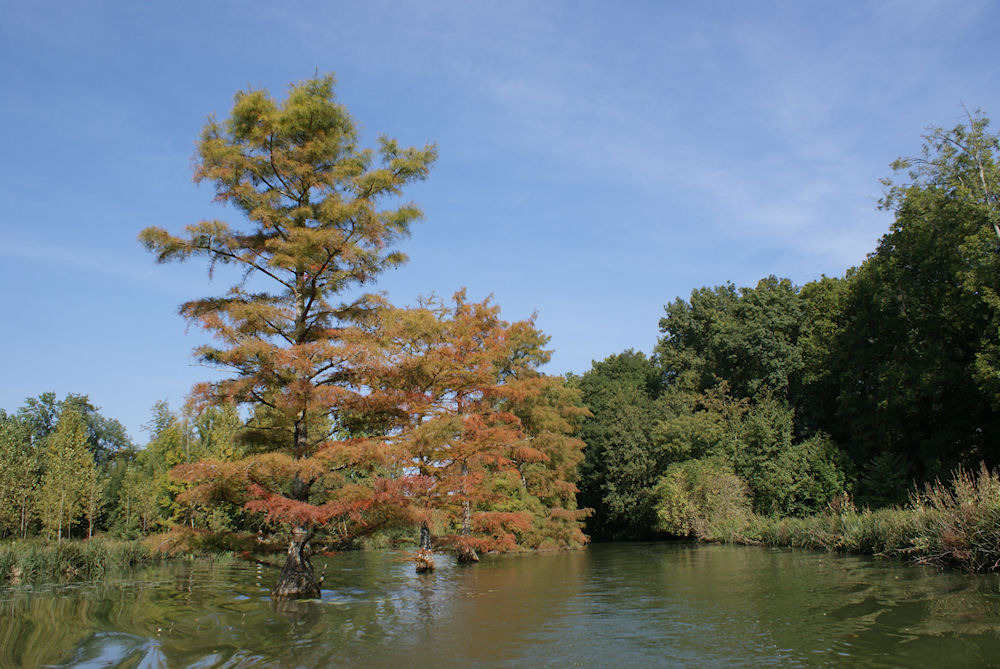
[653,457,752,541]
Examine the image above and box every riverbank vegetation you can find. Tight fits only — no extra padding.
[0,537,154,584]
[575,110,1000,571]
[748,463,1000,572]
[654,460,1000,572]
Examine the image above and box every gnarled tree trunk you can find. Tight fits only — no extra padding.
[272,525,321,599]
[415,521,435,573]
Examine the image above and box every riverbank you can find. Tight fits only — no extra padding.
[715,464,1000,572]
[8,464,999,585]
[0,537,159,584]
[0,530,279,585]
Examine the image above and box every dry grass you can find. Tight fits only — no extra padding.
[730,464,1000,573]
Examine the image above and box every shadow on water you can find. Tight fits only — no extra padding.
[3,545,1000,667]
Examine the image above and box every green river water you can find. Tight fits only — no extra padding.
[2,543,1000,667]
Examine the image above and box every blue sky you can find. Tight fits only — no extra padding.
[2,0,998,442]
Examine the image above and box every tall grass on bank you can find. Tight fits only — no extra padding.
[733,464,1000,572]
[0,538,157,584]
[0,529,286,585]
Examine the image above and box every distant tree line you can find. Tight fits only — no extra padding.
[574,111,1000,540]
[0,393,250,541]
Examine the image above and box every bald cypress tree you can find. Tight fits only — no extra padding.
[140,74,436,598]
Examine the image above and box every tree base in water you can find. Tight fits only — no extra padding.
[456,546,480,563]
[414,549,435,573]
[272,527,321,600]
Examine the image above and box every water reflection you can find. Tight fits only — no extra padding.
[2,545,1000,667]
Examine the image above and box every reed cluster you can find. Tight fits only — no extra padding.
[728,464,1000,572]
[0,537,156,584]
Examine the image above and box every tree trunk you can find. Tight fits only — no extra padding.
[57,492,64,545]
[457,543,480,563]
[272,525,321,599]
[457,462,479,564]
[414,520,435,573]
[419,520,432,551]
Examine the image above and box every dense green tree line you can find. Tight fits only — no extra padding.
[0,393,131,541]
[0,394,252,542]
[576,112,1000,539]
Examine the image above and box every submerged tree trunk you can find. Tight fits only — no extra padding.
[419,521,432,550]
[271,447,322,598]
[272,525,321,599]
[457,542,480,564]
[415,521,435,573]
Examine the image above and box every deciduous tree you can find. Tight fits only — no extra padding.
[0,412,39,538]
[374,293,587,561]
[37,409,92,543]
[140,74,436,598]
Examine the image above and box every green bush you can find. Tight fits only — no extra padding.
[653,457,752,541]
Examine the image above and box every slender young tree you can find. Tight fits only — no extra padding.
[38,409,91,543]
[140,74,436,598]
[0,413,39,538]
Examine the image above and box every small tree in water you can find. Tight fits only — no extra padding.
[376,294,589,562]
[140,74,436,598]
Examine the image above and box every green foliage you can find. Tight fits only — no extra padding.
[18,392,132,464]
[857,452,911,509]
[1,394,136,541]
[656,276,804,399]
[0,412,40,538]
[814,113,1000,498]
[578,314,847,538]
[37,409,93,542]
[909,463,1000,572]
[652,383,742,462]
[732,395,845,516]
[738,464,1000,574]
[653,457,751,541]
[510,376,591,549]
[118,400,253,536]
[573,351,663,538]
[652,387,845,518]
[575,111,1000,542]
[795,275,850,437]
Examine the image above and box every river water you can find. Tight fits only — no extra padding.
[2,543,1000,667]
